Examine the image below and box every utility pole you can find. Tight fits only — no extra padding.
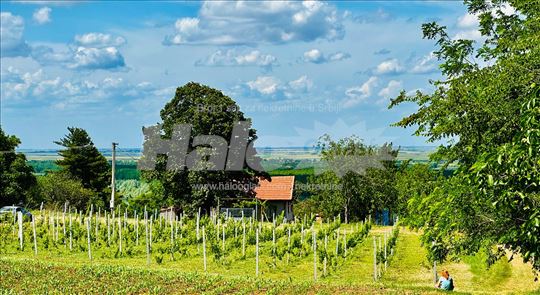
[110,142,118,210]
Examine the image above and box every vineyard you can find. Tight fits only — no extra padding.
[1,208,538,294]
[0,207,401,281]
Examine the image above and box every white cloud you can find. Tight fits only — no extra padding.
[74,33,126,48]
[288,75,313,92]
[374,58,403,75]
[303,49,324,63]
[371,53,438,75]
[453,10,493,41]
[69,46,125,70]
[30,45,72,65]
[33,7,52,24]
[0,12,31,57]
[499,3,516,16]
[247,76,280,95]
[328,52,350,62]
[457,13,478,28]
[378,80,402,100]
[1,67,164,108]
[175,17,200,35]
[235,50,277,67]
[0,15,126,70]
[454,4,516,41]
[453,29,482,41]
[1,68,64,102]
[241,75,313,99]
[302,48,350,64]
[31,33,127,70]
[344,76,378,107]
[410,52,438,74]
[164,1,344,45]
[195,49,278,69]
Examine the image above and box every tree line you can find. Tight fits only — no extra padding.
[0,126,111,210]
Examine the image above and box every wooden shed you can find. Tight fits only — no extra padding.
[254,176,295,221]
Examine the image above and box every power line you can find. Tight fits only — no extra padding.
[110,142,119,210]
[0,144,131,155]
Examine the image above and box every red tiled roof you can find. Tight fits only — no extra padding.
[254,176,295,201]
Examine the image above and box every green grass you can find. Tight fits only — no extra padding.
[382,229,539,294]
[462,252,512,289]
[1,219,537,294]
[0,257,456,295]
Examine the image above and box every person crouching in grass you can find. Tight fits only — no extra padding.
[436,270,455,291]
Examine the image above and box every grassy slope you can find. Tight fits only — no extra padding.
[0,257,448,295]
[383,229,539,295]
[1,227,538,294]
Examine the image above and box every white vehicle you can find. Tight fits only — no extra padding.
[0,206,33,221]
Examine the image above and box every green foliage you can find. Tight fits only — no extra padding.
[292,198,319,221]
[37,172,100,210]
[142,82,268,214]
[0,207,373,281]
[469,88,540,270]
[305,135,399,223]
[304,171,342,220]
[390,0,540,273]
[0,127,37,207]
[395,163,441,221]
[28,160,59,174]
[377,226,399,265]
[55,127,111,205]
[117,179,166,213]
[115,160,140,180]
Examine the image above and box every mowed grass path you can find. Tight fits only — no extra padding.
[383,229,539,294]
[1,227,538,294]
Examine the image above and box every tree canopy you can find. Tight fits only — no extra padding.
[306,135,398,223]
[390,0,539,272]
[142,82,267,214]
[0,127,36,207]
[38,172,99,210]
[55,127,111,207]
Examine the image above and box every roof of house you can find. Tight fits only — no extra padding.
[254,176,295,201]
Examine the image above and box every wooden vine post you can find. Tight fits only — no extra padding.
[313,228,317,281]
[86,218,92,261]
[202,226,207,272]
[145,210,150,265]
[18,211,23,250]
[255,228,259,277]
[32,215,37,255]
[373,236,377,281]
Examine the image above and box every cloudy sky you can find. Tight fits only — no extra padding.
[0,1,480,149]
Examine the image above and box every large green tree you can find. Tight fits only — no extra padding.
[55,127,111,206]
[141,82,267,214]
[307,135,398,223]
[0,127,36,207]
[390,0,539,272]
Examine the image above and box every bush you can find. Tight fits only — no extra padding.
[38,172,101,210]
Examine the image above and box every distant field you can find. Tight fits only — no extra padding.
[25,146,437,180]
[28,160,140,180]
[20,146,435,161]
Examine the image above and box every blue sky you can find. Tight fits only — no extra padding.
[0,1,481,149]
